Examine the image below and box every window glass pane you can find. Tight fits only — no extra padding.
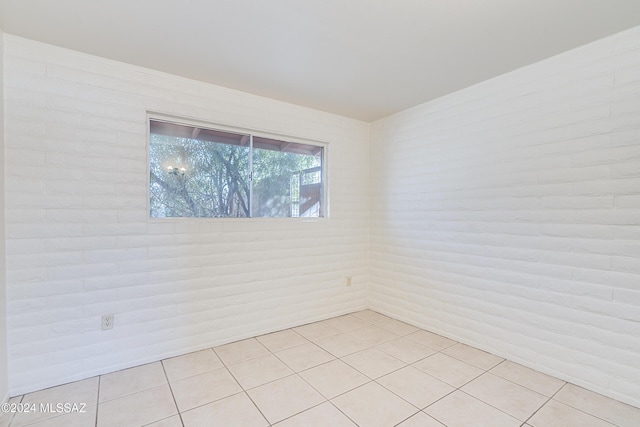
[149,120,250,217]
[251,137,323,218]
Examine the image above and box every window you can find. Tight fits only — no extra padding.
[149,119,325,218]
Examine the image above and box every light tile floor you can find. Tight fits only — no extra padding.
[2,310,639,427]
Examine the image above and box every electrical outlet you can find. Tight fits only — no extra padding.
[346,277,352,287]
[102,314,114,330]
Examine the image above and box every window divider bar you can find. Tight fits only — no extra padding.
[249,134,254,218]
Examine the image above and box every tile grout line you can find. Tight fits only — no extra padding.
[190,315,624,426]
[236,329,351,422]
[374,355,475,426]
[457,389,524,423]
[159,359,185,427]
[486,359,567,398]
[407,350,515,426]
[233,389,271,426]
[333,345,425,424]
[216,345,272,426]
[289,321,465,425]
[169,390,248,422]
[213,338,272,369]
[234,316,388,425]
[94,375,100,427]
[326,399,361,427]
[532,383,624,427]
[408,346,541,424]
[9,380,100,427]
[6,394,24,427]
[324,324,431,424]
[521,382,567,426]
[291,357,367,426]
[255,330,310,354]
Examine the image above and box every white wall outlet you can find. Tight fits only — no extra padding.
[102,314,114,330]
[346,276,352,287]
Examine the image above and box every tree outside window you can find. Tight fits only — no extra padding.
[149,120,324,218]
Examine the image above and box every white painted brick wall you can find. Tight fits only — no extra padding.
[3,36,370,395]
[0,28,9,404]
[370,26,640,408]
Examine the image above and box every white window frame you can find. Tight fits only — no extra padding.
[147,113,329,220]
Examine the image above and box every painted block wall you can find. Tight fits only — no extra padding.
[0,28,9,403]
[3,35,370,395]
[370,26,640,407]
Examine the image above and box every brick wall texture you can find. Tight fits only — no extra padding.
[3,25,640,407]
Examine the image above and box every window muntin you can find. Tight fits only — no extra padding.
[149,119,324,218]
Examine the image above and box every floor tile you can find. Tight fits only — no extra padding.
[275,343,334,372]
[14,377,99,427]
[247,375,325,424]
[293,322,341,342]
[227,353,293,389]
[10,310,637,427]
[405,330,457,351]
[490,360,565,396]
[170,368,241,412]
[376,337,436,364]
[348,325,398,346]
[342,348,406,379]
[314,333,370,357]
[528,399,617,427]
[350,310,389,323]
[213,338,270,366]
[99,361,166,402]
[322,314,370,332]
[256,329,308,353]
[413,353,484,387]
[332,382,418,427]
[181,392,268,427]
[22,377,99,407]
[162,349,223,382]
[442,343,504,370]
[96,384,177,427]
[25,404,97,427]
[462,372,547,421]
[299,359,369,399]
[144,415,184,427]
[377,366,455,409]
[374,317,419,336]
[554,383,640,427]
[273,401,356,427]
[0,412,10,427]
[0,395,22,427]
[425,390,521,427]
[397,411,446,427]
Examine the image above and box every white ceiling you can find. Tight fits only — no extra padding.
[1,0,640,121]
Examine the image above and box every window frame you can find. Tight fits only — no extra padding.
[146,113,329,221]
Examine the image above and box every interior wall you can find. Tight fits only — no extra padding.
[3,35,370,395]
[0,27,9,404]
[370,26,640,407]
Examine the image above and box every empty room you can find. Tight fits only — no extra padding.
[0,0,639,426]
